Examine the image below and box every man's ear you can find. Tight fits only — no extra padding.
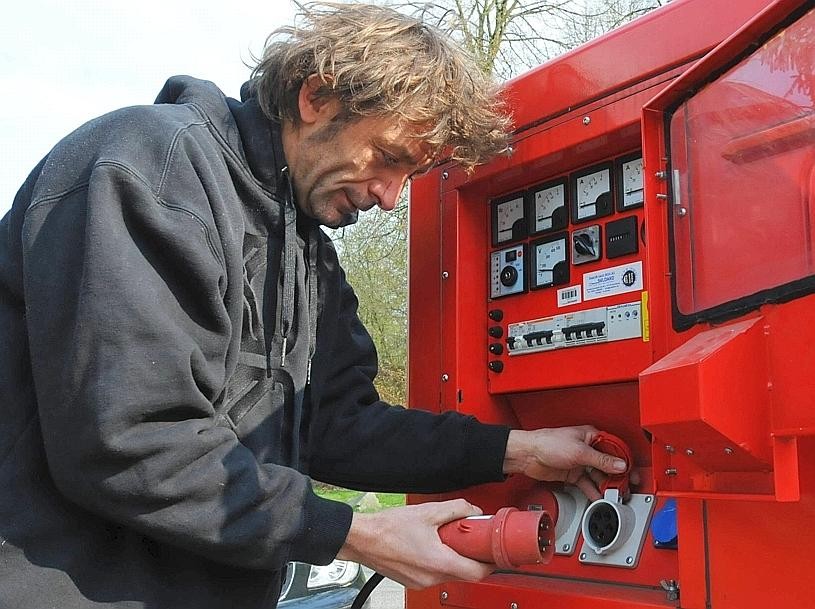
[298,74,340,125]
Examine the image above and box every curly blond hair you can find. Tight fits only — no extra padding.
[251,2,512,169]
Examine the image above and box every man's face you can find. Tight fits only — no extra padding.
[285,104,434,228]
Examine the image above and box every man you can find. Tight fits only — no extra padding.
[0,3,628,608]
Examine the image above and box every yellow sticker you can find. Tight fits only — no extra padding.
[641,291,651,342]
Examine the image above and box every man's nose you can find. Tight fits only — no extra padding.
[368,174,407,211]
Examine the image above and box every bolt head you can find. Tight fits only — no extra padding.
[725,447,734,455]
[441,374,449,382]
[580,553,587,560]
[441,591,449,601]
[582,116,591,125]
[442,271,449,279]
[510,603,519,609]
[685,448,694,456]
[626,556,634,565]
[562,544,570,552]
[644,495,653,503]
[442,171,449,180]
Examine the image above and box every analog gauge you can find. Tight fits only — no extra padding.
[571,163,613,223]
[531,234,569,289]
[491,192,527,245]
[530,179,568,235]
[617,154,644,210]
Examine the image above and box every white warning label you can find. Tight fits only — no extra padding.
[583,261,643,301]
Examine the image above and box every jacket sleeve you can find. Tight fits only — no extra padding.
[308,267,511,493]
[22,161,351,570]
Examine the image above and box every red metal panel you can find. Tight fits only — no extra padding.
[406,1,815,608]
[408,174,443,413]
[503,0,774,130]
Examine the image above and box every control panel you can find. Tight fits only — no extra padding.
[490,244,526,298]
[487,152,645,371]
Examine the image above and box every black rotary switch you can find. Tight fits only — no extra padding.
[488,309,504,322]
[499,266,518,287]
[574,232,596,257]
[488,326,503,338]
[489,343,504,355]
[488,361,504,373]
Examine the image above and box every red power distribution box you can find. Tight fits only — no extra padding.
[406,0,815,607]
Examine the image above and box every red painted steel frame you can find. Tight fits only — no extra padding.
[407,0,815,607]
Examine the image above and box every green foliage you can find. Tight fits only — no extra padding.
[331,195,409,406]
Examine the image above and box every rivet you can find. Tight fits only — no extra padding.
[644,496,653,503]
[562,544,571,552]
[686,449,694,456]
[442,271,449,279]
[580,553,587,560]
[724,447,734,455]
[441,590,449,601]
[626,556,634,565]
[442,171,449,180]
[510,603,519,609]
[441,374,449,382]
[665,468,678,476]
[582,116,591,126]
[677,207,688,217]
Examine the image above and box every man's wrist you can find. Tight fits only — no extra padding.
[502,429,533,475]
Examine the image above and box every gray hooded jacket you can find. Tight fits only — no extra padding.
[0,76,510,608]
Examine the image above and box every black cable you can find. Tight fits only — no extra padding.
[351,572,385,609]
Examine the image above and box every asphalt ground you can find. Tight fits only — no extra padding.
[363,568,405,609]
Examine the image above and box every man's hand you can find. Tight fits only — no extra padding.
[503,426,628,501]
[336,499,493,588]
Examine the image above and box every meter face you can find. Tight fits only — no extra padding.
[530,179,568,235]
[491,192,527,245]
[531,234,569,289]
[618,155,644,210]
[571,163,613,222]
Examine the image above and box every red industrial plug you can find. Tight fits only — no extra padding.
[437,506,555,569]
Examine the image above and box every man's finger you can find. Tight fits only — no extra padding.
[583,446,628,474]
[573,474,602,502]
[432,499,484,525]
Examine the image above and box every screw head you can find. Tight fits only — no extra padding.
[725,447,734,455]
[441,590,449,601]
[626,556,634,565]
[580,553,587,560]
[665,468,678,476]
[442,271,449,279]
[644,495,653,503]
[441,374,449,382]
[562,544,571,552]
[686,448,694,456]
[442,170,449,180]
[582,116,591,125]
[677,207,688,217]
[510,603,519,609]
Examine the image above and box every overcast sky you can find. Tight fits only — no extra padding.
[0,0,297,215]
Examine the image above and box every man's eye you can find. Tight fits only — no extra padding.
[381,150,399,166]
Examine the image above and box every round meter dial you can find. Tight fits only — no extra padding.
[530,179,568,235]
[531,234,569,289]
[491,192,527,245]
[617,154,644,210]
[571,163,613,223]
